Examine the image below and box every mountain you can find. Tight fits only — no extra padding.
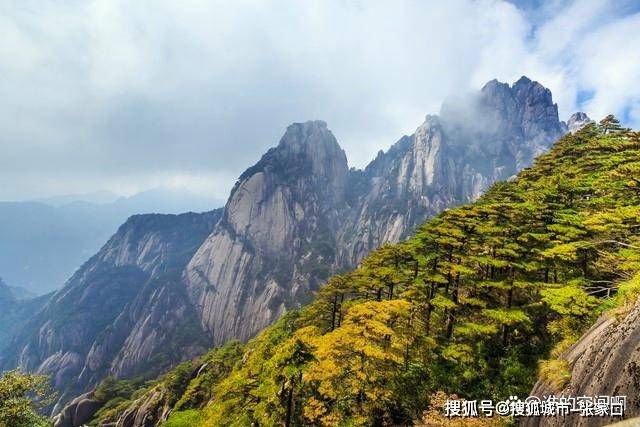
[1,77,584,411]
[34,190,121,207]
[183,120,350,345]
[8,285,37,300]
[1,211,222,408]
[84,121,640,426]
[186,76,571,346]
[0,188,222,295]
[565,111,595,134]
[339,76,569,266]
[0,277,49,353]
[0,277,12,303]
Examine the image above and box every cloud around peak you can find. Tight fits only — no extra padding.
[0,0,639,200]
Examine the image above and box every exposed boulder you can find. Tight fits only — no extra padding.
[523,301,640,426]
[52,392,102,427]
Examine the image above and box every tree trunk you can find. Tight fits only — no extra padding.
[337,294,344,327]
[445,273,460,340]
[285,385,294,427]
[501,276,514,348]
[330,294,338,331]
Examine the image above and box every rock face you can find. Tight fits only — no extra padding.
[184,121,349,343]
[52,392,102,427]
[1,77,576,412]
[522,303,640,427]
[338,76,568,266]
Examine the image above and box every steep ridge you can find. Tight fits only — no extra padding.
[183,121,349,344]
[2,77,583,411]
[0,277,49,352]
[1,211,221,410]
[338,76,568,266]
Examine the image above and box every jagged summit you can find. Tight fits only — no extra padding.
[565,111,594,133]
[279,120,330,144]
[277,120,338,154]
[276,120,347,174]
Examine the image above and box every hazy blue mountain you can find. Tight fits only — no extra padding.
[0,277,50,352]
[1,210,222,410]
[8,285,36,300]
[0,188,222,294]
[34,190,121,207]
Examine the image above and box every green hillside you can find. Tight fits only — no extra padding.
[93,117,640,426]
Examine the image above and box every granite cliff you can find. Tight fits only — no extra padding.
[523,284,640,427]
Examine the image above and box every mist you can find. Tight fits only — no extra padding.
[1,0,639,201]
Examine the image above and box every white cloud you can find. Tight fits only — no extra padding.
[0,0,639,201]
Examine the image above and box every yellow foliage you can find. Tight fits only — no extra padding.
[302,299,413,426]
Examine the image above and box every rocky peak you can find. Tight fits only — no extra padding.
[183,121,352,345]
[221,120,348,249]
[276,120,348,199]
[565,111,594,133]
[233,120,348,209]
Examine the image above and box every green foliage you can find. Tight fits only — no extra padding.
[162,409,204,427]
[0,369,53,427]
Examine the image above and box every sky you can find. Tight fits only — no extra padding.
[1,0,639,201]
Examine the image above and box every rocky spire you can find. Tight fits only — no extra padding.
[565,111,594,133]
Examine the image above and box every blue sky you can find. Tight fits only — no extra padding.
[1,0,639,200]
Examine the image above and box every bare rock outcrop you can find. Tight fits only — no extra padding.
[52,392,102,427]
[565,112,595,134]
[523,303,640,427]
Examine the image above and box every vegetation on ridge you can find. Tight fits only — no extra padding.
[92,117,640,426]
[0,369,53,427]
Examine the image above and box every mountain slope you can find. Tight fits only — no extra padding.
[0,277,49,353]
[1,211,221,410]
[92,122,640,426]
[3,77,580,412]
[524,273,640,427]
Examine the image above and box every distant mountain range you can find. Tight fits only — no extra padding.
[0,277,49,353]
[0,188,222,295]
[0,77,592,413]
